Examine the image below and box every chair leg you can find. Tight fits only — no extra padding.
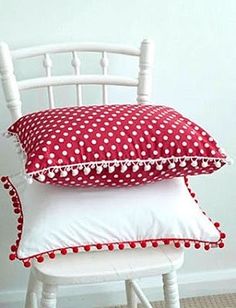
[125,280,137,308]
[25,269,42,308]
[162,271,180,308]
[40,284,57,308]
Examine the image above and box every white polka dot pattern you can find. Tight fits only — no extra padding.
[7,104,228,187]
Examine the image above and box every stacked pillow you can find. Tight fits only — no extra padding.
[1,104,230,267]
[6,104,228,187]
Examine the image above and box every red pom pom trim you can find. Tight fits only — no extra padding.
[11,245,17,252]
[12,196,18,203]
[37,256,44,263]
[72,247,79,253]
[184,177,198,203]
[118,243,125,250]
[23,261,31,268]
[61,248,67,255]
[163,239,170,245]
[140,241,147,248]
[152,241,158,248]
[48,252,56,259]
[219,242,224,248]
[17,224,22,231]
[96,243,102,250]
[17,217,23,224]
[1,176,226,267]
[174,242,181,248]
[108,244,114,251]
[9,190,15,196]
[220,232,226,239]
[184,242,191,248]
[9,254,16,261]
[129,242,136,249]
[84,245,91,252]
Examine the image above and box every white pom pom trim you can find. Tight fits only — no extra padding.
[201,161,208,168]
[20,156,229,184]
[96,166,103,174]
[179,161,187,167]
[121,165,128,173]
[214,161,221,168]
[156,164,163,171]
[108,166,115,173]
[48,171,55,178]
[168,162,176,169]
[144,164,151,171]
[84,167,91,175]
[191,160,198,167]
[72,169,79,176]
[4,130,231,184]
[37,174,45,182]
[60,170,68,177]
[132,165,139,172]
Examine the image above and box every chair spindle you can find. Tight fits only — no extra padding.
[43,53,55,108]
[100,51,108,105]
[71,51,82,106]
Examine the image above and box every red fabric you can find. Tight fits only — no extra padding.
[8,104,227,187]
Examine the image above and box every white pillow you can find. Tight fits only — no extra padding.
[1,175,224,267]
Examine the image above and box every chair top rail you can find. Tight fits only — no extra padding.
[18,75,139,90]
[12,43,140,59]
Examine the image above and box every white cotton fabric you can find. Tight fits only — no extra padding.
[11,177,220,259]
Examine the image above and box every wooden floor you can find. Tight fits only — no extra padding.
[112,293,236,308]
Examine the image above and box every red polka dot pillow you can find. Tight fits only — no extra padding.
[6,104,229,187]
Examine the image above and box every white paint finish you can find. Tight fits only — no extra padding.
[100,51,109,104]
[1,268,236,307]
[130,280,153,308]
[24,271,41,308]
[125,280,137,308]
[28,246,183,307]
[40,284,57,308]
[137,39,154,104]
[71,51,82,106]
[0,0,235,300]
[43,54,55,109]
[31,247,184,285]
[17,75,138,90]
[0,42,22,121]
[12,43,140,59]
[163,271,180,308]
[0,40,152,117]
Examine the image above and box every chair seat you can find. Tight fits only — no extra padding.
[32,246,184,285]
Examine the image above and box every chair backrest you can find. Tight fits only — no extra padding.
[0,39,154,122]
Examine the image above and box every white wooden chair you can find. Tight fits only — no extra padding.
[0,39,184,308]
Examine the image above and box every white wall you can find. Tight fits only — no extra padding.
[0,0,236,305]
